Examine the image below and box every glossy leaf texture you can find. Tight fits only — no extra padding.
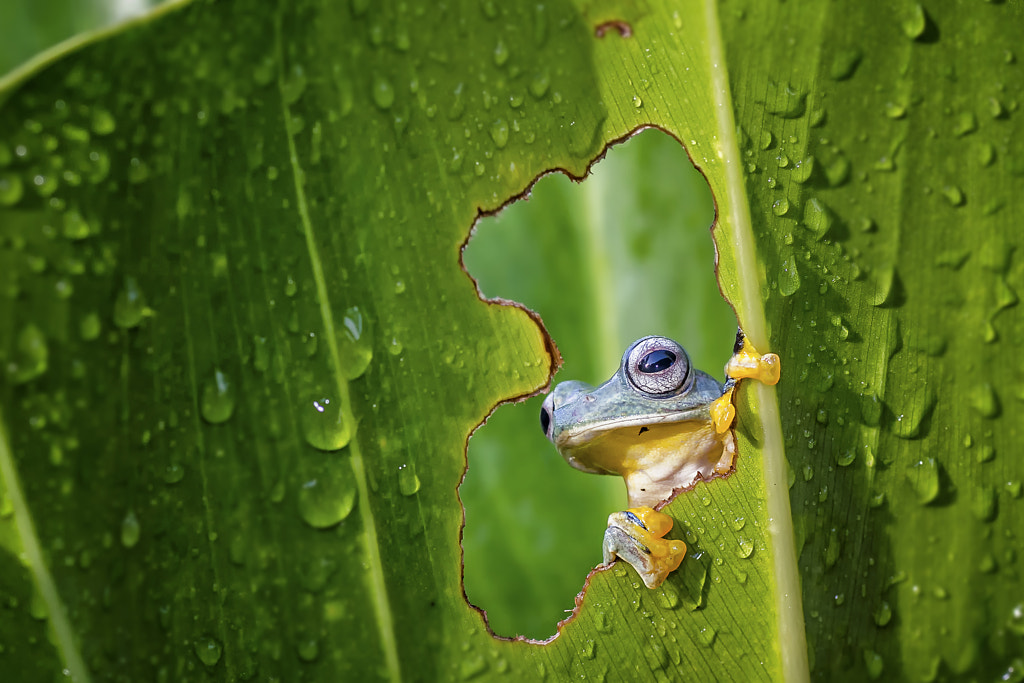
[0,2,1022,683]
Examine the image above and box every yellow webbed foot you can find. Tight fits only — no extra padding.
[725,335,781,385]
[710,388,737,435]
[603,506,687,589]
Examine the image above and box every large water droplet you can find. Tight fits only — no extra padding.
[901,4,927,39]
[297,466,357,529]
[121,510,141,548]
[803,198,832,239]
[905,457,940,504]
[969,383,999,418]
[200,368,237,424]
[397,464,421,496]
[194,635,222,667]
[829,48,862,81]
[863,649,884,680]
[972,485,997,522]
[372,75,395,110]
[873,600,892,627]
[823,527,841,569]
[7,324,48,384]
[113,276,150,329]
[779,256,801,296]
[490,118,509,148]
[338,307,373,379]
[301,397,351,451]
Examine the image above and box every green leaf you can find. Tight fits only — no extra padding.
[1,0,1022,682]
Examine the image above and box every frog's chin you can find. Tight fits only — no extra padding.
[562,454,613,476]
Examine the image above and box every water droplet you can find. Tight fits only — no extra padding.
[824,527,841,569]
[656,584,680,609]
[338,307,373,379]
[737,537,754,559]
[868,265,895,306]
[829,48,862,81]
[113,276,150,329]
[372,75,395,110]
[772,198,790,216]
[643,641,668,670]
[824,154,851,186]
[490,118,509,148]
[397,464,421,496]
[972,485,997,522]
[697,625,716,647]
[873,600,892,627]
[493,38,509,66]
[901,4,927,39]
[768,83,807,118]
[580,639,596,659]
[194,635,222,667]
[941,185,965,206]
[863,649,884,680]
[953,111,977,137]
[388,337,404,356]
[0,171,23,205]
[163,462,185,484]
[803,198,832,238]
[791,156,814,183]
[885,101,907,119]
[779,256,801,296]
[200,369,237,424]
[297,638,319,662]
[297,467,357,529]
[969,383,999,418]
[529,71,550,99]
[836,449,856,467]
[121,510,141,548]
[7,324,48,384]
[301,397,351,451]
[905,457,940,505]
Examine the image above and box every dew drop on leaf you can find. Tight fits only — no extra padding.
[338,306,373,380]
[120,510,141,548]
[397,464,421,496]
[113,276,150,329]
[301,397,351,451]
[200,368,237,424]
[905,457,940,505]
[863,649,884,680]
[194,635,222,667]
[297,469,357,529]
[372,74,395,110]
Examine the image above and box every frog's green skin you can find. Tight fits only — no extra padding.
[539,333,780,589]
[540,335,735,509]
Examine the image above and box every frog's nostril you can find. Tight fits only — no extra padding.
[540,406,551,437]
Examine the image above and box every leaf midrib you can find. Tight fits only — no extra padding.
[703,1,810,681]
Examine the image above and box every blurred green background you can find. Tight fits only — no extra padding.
[0,0,161,79]
[461,128,733,638]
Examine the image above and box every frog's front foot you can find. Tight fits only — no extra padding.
[710,333,782,436]
[602,507,686,589]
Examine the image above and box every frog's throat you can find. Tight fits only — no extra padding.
[568,420,736,508]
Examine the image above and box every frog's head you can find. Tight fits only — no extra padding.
[540,336,726,476]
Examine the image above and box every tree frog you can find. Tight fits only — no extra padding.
[539,332,780,588]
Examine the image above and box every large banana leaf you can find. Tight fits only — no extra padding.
[1,1,1021,682]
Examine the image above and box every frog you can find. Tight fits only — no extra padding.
[539,331,780,588]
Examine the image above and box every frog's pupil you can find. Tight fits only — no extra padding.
[540,407,551,435]
[638,349,675,373]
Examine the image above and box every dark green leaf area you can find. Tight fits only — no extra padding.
[0,0,611,679]
[724,1,1024,679]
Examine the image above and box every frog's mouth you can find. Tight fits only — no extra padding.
[555,406,712,451]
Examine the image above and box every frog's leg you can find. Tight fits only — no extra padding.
[603,507,686,589]
[709,334,782,437]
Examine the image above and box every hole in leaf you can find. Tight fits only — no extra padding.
[460,128,736,639]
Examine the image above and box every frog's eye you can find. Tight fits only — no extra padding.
[625,336,691,396]
[540,394,554,439]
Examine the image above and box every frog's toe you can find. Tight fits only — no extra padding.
[603,507,687,589]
